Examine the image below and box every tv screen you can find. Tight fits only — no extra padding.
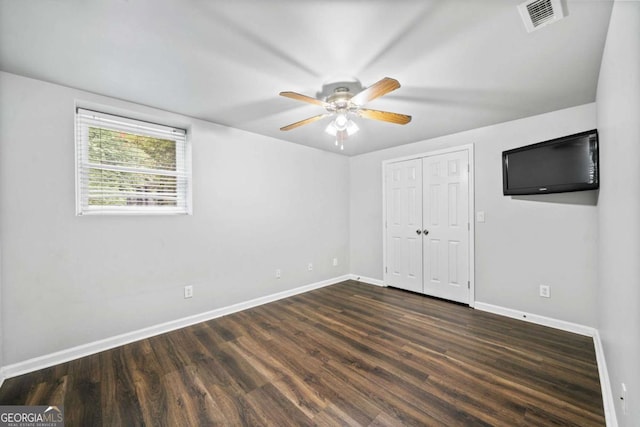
[502,129,599,195]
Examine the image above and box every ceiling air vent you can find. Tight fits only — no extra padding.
[518,0,565,33]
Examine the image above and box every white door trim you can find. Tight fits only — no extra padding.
[382,143,475,307]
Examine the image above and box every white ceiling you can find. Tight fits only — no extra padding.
[0,0,613,156]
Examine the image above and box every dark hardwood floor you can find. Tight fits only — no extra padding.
[0,280,605,426]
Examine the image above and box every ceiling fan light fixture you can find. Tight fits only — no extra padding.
[325,122,337,136]
[325,115,359,137]
[346,119,359,136]
[334,113,348,130]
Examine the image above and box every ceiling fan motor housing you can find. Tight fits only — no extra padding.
[317,80,363,103]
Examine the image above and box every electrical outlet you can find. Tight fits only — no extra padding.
[184,285,193,299]
[621,383,627,415]
[333,258,338,267]
[539,285,550,298]
[308,263,313,271]
[275,269,281,279]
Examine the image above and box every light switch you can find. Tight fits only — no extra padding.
[476,211,485,223]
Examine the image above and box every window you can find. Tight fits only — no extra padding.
[75,108,190,215]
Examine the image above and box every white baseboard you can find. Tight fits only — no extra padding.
[474,301,596,337]
[592,330,618,427]
[1,275,350,381]
[348,274,385,287]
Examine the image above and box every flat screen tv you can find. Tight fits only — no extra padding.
[502,129,599,195]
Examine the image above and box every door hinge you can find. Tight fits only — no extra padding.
[468,222,470,231]
[468,281,470,289]
[385,266,388,274]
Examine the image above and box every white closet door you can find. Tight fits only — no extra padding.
[422,150,470,304]
[385,159,423,293]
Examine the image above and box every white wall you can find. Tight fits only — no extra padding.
[596,1,640,425]
[0,71,350,365]
[0,242,3,383]
[350,103,598,326]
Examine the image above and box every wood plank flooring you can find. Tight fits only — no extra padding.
[0,280,605,426]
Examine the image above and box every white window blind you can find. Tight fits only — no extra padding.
[75,108,190,215]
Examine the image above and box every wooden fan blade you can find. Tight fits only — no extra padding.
[280,114,329,131]
[280,91,330,108]
[350,77,401,106]
[358,109,412,125]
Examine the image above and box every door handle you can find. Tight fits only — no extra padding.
[416,229,422,235]
[423,229,429,235]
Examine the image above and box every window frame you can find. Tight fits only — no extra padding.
[75,107,192,216]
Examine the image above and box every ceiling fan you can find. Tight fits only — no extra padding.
[279,77,411,149]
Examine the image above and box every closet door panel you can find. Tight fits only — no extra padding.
[384,159,423,293]
[423,151,470,304]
